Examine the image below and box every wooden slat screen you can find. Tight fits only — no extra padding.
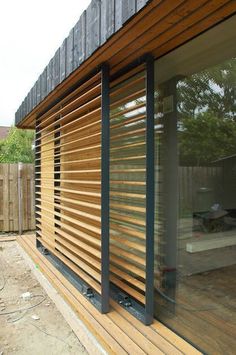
[35,71,104,301]
[110,67,147,306]
[35,62,154,320]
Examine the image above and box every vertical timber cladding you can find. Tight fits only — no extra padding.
[109,56,154,324]
[34,68,110,313]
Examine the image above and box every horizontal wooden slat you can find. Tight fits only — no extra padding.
[111,254,145,278]
[37,198,101,223]
[37,218,101,258]
[40,83,101,130]
[37,170,101,175]
[110,101,146,120]
[55,242,101,283]
[37,95,101,138]
[56,237,101,270]
[110,141,145,151]
[38,120,101,149]
[36,194,101,211]
[36,178,101,186]
[36,186,101,198]
[110,237,145,255]
[110,212,145,227]
[110,180,145,186]
[110,222,145,240]
[36,147,100,161]
[110,202,145,213]
[42,132,101,155]
[110,191,145,199]
[110,276,145,304]
[36,106,101,144]
[35,157,101,169]
[36,72,101,128]
[38,206,101,236]
[39,237,101,293]
[36,214,100,248]
[111,74,145,95]
[110,245,145,266]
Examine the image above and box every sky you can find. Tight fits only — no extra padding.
[0,0,91,127]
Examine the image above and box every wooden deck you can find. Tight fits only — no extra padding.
[155,264,236,355]
[17,234,200,355]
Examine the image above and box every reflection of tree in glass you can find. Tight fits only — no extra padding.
[177,58,236,166]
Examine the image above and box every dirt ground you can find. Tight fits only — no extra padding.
[0,240,88,355]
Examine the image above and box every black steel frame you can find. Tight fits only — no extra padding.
[101,63,110,313]
[145,54,155,325]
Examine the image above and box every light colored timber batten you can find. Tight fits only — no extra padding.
[109,66,147,305]
[35,62,154,313]
[35,70,103,296]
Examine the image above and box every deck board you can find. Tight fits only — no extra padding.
[17,234,200,355]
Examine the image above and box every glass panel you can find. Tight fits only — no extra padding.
[154,16,236,354]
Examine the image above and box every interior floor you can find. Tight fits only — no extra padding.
[155,264,236,355]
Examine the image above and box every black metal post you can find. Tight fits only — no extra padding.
[101,63,110,314]
[145,54,155,325]
[161,77,178,312]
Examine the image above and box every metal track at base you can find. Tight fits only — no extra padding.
[110,283,147,325]
[37,241,103,312]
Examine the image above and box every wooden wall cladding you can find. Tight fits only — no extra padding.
[15,0,150,126]
[35,71,106,308]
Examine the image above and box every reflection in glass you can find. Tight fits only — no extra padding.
[154,44,236,353]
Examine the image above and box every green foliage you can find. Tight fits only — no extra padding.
[177,57,236,166]
[179,112,236,166]
[0,127,35,163]
[178,58,236,120]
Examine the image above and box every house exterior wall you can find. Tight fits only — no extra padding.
[15,1,236,353]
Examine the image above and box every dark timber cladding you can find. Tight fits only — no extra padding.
[15,0,150,126]
[101,64,110,313]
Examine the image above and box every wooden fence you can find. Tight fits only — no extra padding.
[179,166,223,214]
[0,163,223,232]
[0,164,35,232]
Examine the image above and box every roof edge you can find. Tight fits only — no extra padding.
[15,0,150,127]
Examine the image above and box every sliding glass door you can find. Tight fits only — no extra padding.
[154,15,236,354]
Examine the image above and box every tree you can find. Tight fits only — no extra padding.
[177,57,236,166]
[177,58,236,120]
[0,127,35,163]
[178,112,236,166]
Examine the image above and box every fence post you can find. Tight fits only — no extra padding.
[18,162,23,235]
